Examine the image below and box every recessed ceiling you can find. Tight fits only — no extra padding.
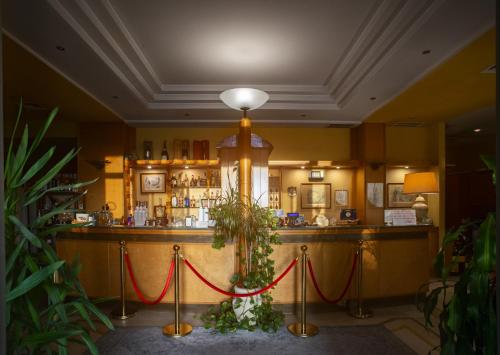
[2,0,496,126]
[366,28,496,124]
[2,35,121,123]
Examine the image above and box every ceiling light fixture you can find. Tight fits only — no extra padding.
[219,88,269,117]
[301,166,305,169]
[336,166,341,169]
[473,128,481,133]
[184,166,189,169]
[405,166,409,169]
[421,49,431,55]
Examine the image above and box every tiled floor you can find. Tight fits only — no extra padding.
[71,302,441,354]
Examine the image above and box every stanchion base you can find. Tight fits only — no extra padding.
[163,323,193,337]
[349,304,373,319]
[287,323,319,337]
[111,303,137,320]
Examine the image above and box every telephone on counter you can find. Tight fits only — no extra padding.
[286,212,305,227]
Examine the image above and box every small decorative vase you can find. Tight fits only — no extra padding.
[232,286,262,325]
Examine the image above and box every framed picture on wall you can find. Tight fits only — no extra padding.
[367,182,384,208]
[386,183,417,208]
[140,173,166,193]
[334,189,348,207]
[300,183,331,209]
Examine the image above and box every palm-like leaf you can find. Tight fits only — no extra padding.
[5,101,112,354]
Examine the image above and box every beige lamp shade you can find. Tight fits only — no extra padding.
[403,172,438,194]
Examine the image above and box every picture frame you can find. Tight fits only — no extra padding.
[386,183,417,208]
[140,173,166,193]
[334,189,348,207]
[367,182,384,208]
[300,183,331,209]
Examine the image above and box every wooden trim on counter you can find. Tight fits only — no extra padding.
[57,225,437,243]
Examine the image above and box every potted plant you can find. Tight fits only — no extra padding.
[4,102,113,354]
[418,156,496,354]
[200,186,284,332]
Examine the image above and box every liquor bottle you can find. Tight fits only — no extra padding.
[161,140,169,160]
[144,141,152,160]
[198,200,204,222]
[184,195,190,208]
[191,195,196,207]
[200,172,207,187]
[171,174,177,188]
[171,193,178,208]
[190,175,196,187]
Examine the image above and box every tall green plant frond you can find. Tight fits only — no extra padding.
[5,102,112,354]
[419,157,496,354]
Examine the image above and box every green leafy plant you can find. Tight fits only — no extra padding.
[200,186,284,332]
[418,155,496,355]
[5,101,114,354]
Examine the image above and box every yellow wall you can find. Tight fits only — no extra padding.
[385,125,438,163]
[136,127,351,161]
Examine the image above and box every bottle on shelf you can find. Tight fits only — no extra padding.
[190,175,196,187]
[171,193,178,208]
[198,199,204,222]
[171,174,177,188]
[184,194,190,208]
[200,172,207,187]
[144,141,152,160]
[161,140,169,160]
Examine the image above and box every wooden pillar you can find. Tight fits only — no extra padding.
[237,115,252,277]
[351,123,386,225]
[437,122,446,244]
[239,117,252,206]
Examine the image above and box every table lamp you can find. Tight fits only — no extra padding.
[403,172,438,224]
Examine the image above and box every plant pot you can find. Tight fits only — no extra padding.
[232,286,262,324]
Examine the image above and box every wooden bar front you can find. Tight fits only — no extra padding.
[56,226,438,304]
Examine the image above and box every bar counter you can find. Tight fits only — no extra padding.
[56,225,438,304]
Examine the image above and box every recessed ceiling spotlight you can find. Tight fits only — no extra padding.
[55,45,65,52]
[421,50,431,55]
[336,166,340,169]
[184,166,189,169]
[473,128,481,133]
[300,166,305,169]
[147,165,152,169]
[404,166,409,169]
[370,97,376,100]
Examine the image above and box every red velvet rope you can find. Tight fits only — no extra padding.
[183,257,298,297]
[307,252,358,304]
[125,253,175,305]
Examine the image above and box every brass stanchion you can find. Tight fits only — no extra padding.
[349,240,373,319]
[111,240,137,320]
[163,245,192,337]
[288,245,319,337]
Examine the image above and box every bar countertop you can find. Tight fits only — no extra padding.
[57,224,437,243]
